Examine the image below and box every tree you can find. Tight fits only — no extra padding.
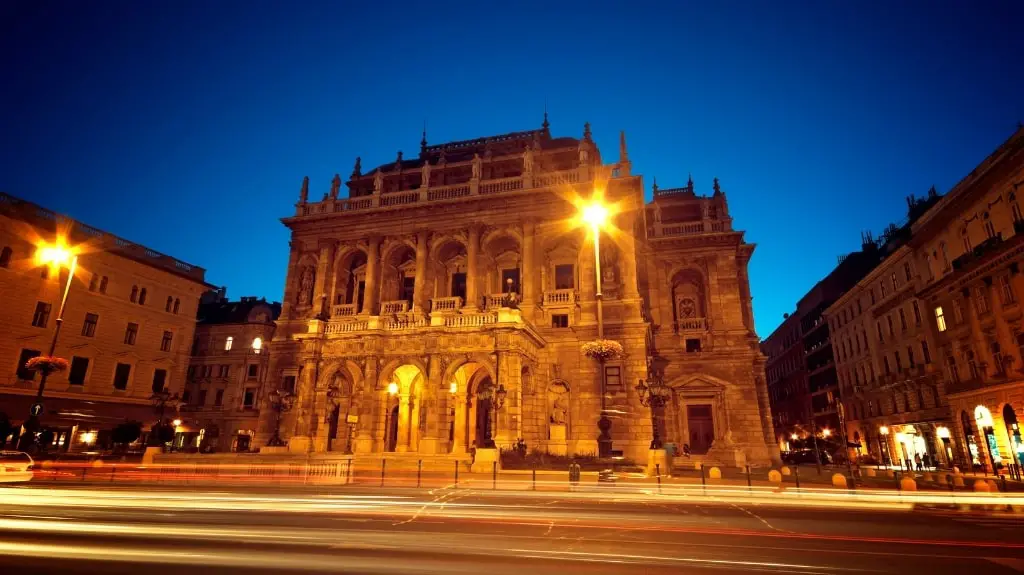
[112,421,142,451]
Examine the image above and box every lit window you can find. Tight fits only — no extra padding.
[225,336,233,351]
[251,337,263,353]
[935,307,946,332]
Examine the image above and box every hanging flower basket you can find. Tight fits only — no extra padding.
[582,339,624,362]
[25,356,69,374]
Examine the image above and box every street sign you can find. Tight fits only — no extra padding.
[29,403,44,417]
[346,414,359,424]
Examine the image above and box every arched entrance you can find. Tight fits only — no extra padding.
[1003,404,1021,473]
[961,410,981,469]
[378,363,427,453]
[447,360,499,453]
[386,404,399,452]
[474,377,496,448]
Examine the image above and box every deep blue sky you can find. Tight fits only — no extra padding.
[2,1,1022,336]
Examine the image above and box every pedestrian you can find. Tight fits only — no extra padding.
[914,453,922,472]
[922,453,931,469]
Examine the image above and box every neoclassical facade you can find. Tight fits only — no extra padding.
[259,120,777,466]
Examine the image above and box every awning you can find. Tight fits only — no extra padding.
[0,394,159,427]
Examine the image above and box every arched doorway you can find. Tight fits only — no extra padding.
[386,404,399,452]
[1003,404,1022,473]
[378,363,427,453]
[974,405,1002,471]
[474,377,495,448]
[961,410,981,469]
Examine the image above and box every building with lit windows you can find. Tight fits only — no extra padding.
[179,288,281,453]
[826,191,947,468]
[0,192,211,452]
[257,119,778,467]
[913,126,1024,473]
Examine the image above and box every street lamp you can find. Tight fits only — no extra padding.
[266,388,296,447]
[879,425,891,466]
[822,428,832,438]
[579,198,609,339]
[19,238,79,450]
[635,364,671,449]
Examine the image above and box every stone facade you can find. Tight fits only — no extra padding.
[0,192,210,451]
[912,126,1024,473]
[259,121,778,466]
[179,290,281,452]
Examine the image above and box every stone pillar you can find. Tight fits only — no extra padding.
[452,391,468,453]
[989,279,1021,371]
[419,356,442,454]
[396,392,412,452]
[312,243,334,318]
[355,358,377,454]
[412,231,429,314]
[362,237,381,315]
[409,393,420,451]
[465,226,481,311]
[287,360,316,453]
[522,221,537,310]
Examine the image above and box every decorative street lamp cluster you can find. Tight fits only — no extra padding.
[265,388,297,447]
[635,357,672,449]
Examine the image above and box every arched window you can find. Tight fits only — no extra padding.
[0,246,11,268]
[99,276,108,294]
[173,298,180,314]
[165,296,173,312]
[138,287,147,305]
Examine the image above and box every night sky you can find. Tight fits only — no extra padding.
[2,1,1022,336]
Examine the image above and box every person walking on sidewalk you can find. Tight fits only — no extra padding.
[914,453,922,472]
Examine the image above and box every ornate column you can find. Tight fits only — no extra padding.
[354,358,377,454]
[313,242,335,318]
[522,221,537,310]
[362,237,381,315]
[465,225,481,311]
[452,391,468,453]
[396,391,412,452]
[412,231,429,314]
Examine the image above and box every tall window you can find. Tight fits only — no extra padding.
[218,365,229,378]
[1000,275,1016,304]
[952,299,963,323]
[214,389,224,406]
[940,242,950,270]
[124,322,138,345]
[887,315,894,336]
[138,287,147,305]
[82,312,98,337]
[894,351,902,371]
[501,268,521,294]
[225,336,233,351]
[883,356,891,375]
[197,390,208,407]
[880,280,888,298]
[912,301,921,325]
[130,286,138,303]
[898,308,907,331]
[282,375,296,393]
[247,364,258,380]
[891,272,898,291]
[876,321,885,343]
[935,307,947,332]
[31,302,51,328]
[243,388,256,408]
[173,298,180,314]
[922,340,931,364]
[983,213,996,239]
[68,356,89,385]
[961,227,972,254]
[251,337,263,354]
[166,296,173,312]
[554,264,575,290]
[604,366,622,391]
[152,368,167,393]
[160,330,173,352]
[966,351,979,380]
[0,246,11,268]
[113,363,132,390]
[975,287,989,314]
[904,261,912,282]
[16,349,41,380]
[907,345,916,367]
[99,276,108,294]
[400,276,416,303]
[1013,197,1023,223]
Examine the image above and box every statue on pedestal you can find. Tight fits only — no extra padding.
[373,170,384,194]
[523,145,534,173]
[471,153,482,179]
[297,267,315,307]
[421,160,431,188]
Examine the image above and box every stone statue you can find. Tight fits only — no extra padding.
[550,396,567,424]
[523,145,534,173]
[330,174,341,199]
[421,160,431,188]
[373,170,384,193]
[299,176,309,203]
[578,144,589,165]
[471,153,482,179]
[352,157,362,178]
[298,266,315,306]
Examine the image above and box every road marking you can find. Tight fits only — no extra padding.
[988,558,1024,572]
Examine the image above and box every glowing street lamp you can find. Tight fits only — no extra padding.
[791,433,799,441]
[579,197,610,338]
[19,238,79,450]
[822,428,832,438]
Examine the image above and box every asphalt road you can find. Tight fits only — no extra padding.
[0,484,1022,574]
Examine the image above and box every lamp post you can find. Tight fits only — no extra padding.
[635,364,671,449]
[383,381,398,451]
[149,390,182,447]
[19,240,78,450]
[879,425,891,467]
[580,200,609,339]
[265,389,296,447]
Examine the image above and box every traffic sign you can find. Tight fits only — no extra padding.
[29,403,44,417]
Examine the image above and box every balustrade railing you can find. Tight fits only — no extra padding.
[326,320,369,334]
[483,293,520,309]
[532,169,580,188]
[379,191,419,207]
[479,176,524,195]
[427,184,471,201]
[647,220,734,238]
[543,289,578,307]
[380,300,410,315]
[331,303,358,317]
[444,312,498,328]
[383,317,428,330]
[430,296,463,313]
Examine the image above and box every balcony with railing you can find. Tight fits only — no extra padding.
[331,303,358,318]
[430,296,463,314]
[380,300,410,315]
[294,168,586,218]
[542,289,578,307]
[646,219,733,239]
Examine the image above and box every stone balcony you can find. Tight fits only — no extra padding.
[542,288,578,307]
[429,296,463,314]
[321,308,524,337]
[293,168,585,218]
[646,220,733,239]
[332,303,358,317]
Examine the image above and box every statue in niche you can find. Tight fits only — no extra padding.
[297,266,315,307]
[548,382,569,425]
[471,153,482,179]
[373,170,384,194]
[578,144,590,165]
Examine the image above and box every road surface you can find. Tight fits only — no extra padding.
[0,484,1021,574]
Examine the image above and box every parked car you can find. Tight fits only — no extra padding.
[783,449,831,465]
[0,451,34,483]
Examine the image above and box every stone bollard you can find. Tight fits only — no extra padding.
[973,479,990,492]
[865,467,876,477]
[987,479,999,492]
[768,470,783,483]
[885,469,895,478]
[900,477,917,491]
[91,460,104,468]
[952,474,965,488]
[781,466,792,476]
[952,466,960,474]
[708,467,722,480]
[694,461,703,471]
[832,473,848,488]
[40,460,54,469]
[922,472,934,482]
